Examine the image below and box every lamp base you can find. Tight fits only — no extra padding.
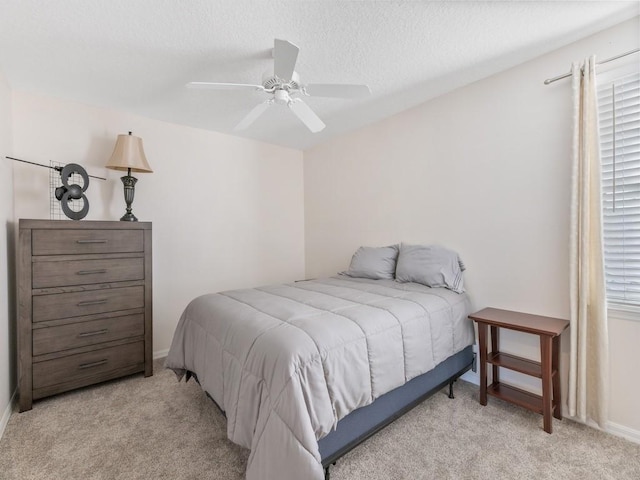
[119,172,139,222]
[120,212,138,222]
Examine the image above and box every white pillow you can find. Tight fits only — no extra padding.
[395,243,465,293]
[342,245,399,280]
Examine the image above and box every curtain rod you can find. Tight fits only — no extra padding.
[543,48,640,85]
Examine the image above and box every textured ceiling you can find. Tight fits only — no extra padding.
[0,1,638,150]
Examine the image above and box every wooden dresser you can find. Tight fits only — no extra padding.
[17,219,152,412]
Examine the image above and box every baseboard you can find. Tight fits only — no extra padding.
[606,421,640,445]
[153,348,169,360]
[460,369,479,385]
[461,370,640,445]
[1,350,169,437]
[1,350,168,438]
[0,389,16,441]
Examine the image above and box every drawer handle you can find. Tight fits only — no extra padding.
[78,359,108,370]
[76,269,107,275]
[77,329,108,338]
[76,239,108,244]
[77,299,108,307]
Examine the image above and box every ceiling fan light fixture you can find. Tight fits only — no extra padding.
[274,90,291,105]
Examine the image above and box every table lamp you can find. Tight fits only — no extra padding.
[105,132,153,221]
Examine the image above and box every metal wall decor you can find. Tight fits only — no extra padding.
[54,163,90,220]
[6,156,106,221]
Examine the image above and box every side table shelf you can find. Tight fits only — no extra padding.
[469,307,569,434]
[488,382,544,415]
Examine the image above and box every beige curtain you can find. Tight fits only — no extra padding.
[568,56,609,427]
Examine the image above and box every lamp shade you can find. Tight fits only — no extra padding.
[105,132,153,173]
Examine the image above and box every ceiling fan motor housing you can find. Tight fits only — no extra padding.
[262,70,301,92]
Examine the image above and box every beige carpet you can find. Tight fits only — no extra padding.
[1,359,639,480]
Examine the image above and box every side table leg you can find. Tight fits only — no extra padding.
[552,335,562,420]
[540,335,553,433]
[490,325,499,385]
[478,323,488,406]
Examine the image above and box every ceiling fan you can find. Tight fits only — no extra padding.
[186,39,371,133]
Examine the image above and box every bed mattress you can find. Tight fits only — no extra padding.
[165,276,474,480]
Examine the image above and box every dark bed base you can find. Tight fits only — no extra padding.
[319,345,474,479]
[187,345,474,480]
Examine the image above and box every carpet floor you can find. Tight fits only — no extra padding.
[1,359,639,480]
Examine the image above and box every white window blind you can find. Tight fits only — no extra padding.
[597,70,640,306]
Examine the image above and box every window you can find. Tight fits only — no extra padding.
[597,67,640,307]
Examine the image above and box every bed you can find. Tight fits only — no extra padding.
[165,244,475,480]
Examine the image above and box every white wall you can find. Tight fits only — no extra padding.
[304,18,640,438]
[11,92,305,356]
[0,73,15,436]
[2,15,638,444]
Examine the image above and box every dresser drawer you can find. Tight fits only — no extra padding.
[32,229,144,255]
[32,314,144,356]
[32,341,144,390]
[32,286,144,323]
[32,257,144,289]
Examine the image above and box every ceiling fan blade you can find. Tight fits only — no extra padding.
[234,101,272,131]
[304,84,371,99]
[186,82,265,92]
[289,100,326,133]
[273,39,299,82]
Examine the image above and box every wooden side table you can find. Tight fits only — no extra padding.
[469,307,569,434]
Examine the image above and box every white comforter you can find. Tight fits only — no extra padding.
[165,276,474,480]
